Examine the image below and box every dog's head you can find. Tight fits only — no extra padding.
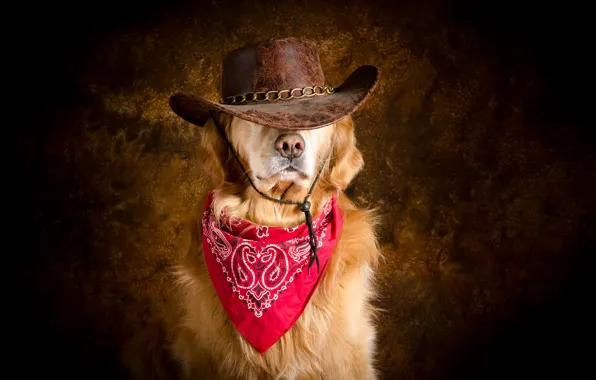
[199,113,363,195]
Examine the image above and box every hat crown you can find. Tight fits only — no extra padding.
[221,37,326,100]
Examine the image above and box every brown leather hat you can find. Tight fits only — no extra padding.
[169,37,380,130]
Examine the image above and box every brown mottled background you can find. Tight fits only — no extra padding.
[10,0,595,379]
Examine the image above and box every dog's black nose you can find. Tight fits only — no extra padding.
[275,133,305,159]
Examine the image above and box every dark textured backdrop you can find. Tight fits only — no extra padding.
[10,0,595,379]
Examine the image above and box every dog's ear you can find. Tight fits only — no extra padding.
[199,113,234,186]
[328,116,364,190]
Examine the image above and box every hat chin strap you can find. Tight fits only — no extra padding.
[209,111,329,275]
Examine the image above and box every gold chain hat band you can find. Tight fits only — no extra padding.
[225,85,335,105]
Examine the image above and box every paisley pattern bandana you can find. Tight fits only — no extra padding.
[201,191,344,353]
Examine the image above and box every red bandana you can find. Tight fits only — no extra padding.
[201,191,343,353]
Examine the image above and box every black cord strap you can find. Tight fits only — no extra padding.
[209,111,327,274]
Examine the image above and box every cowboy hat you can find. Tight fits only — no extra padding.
[169,37,380,130]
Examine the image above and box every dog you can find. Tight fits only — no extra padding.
[119,37,383,379]
[166,111,382,379]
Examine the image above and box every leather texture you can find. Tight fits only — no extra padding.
[169,37,380,130]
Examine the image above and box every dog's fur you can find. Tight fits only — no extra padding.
[159,113,381,379]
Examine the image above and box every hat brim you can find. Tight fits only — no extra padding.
[169,65,380,130]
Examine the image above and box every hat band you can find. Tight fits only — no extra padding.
[225,85,335,105]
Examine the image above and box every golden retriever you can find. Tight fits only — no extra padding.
[162,112,381,379]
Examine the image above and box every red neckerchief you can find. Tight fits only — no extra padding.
[201,190,344,353]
